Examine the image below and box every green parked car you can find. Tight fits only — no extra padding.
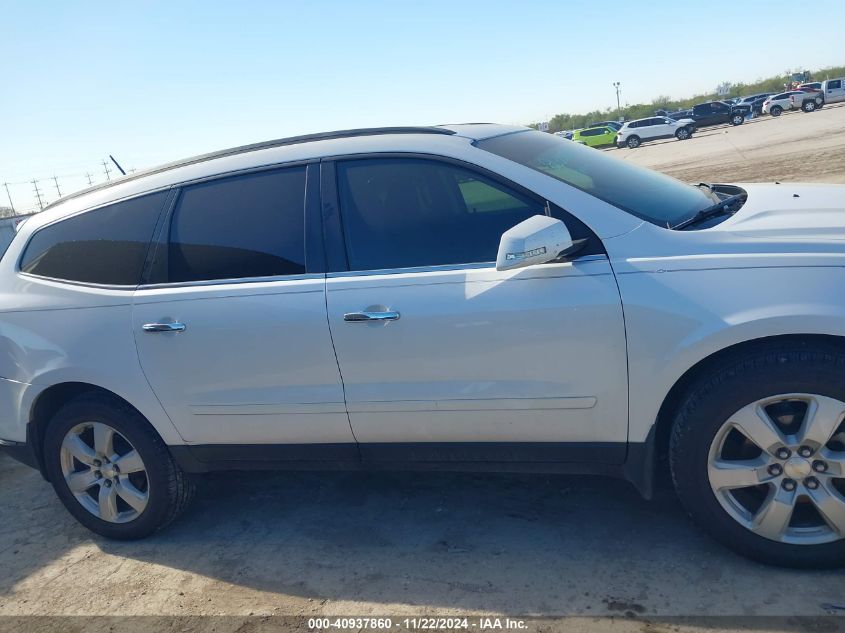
[571,126,618,148]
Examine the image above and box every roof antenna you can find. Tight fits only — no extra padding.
[109,155,127,176]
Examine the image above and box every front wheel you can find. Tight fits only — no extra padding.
[771,105,783,117]
[626,135,641,149]
[675,127,691,140]
[44,393,195,539]
[803,100,817,113]
[731,114,744,126]
[670,344,845,568]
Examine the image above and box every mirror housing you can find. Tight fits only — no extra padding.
[496,215,583,272]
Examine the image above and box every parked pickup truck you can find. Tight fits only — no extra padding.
[686,101,751,127]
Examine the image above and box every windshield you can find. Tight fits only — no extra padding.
[476,130,716,227]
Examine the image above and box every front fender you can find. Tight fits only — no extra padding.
[619,265,845,443]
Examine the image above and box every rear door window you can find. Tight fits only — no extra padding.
[20,191,168,285]
[158,167,306,283]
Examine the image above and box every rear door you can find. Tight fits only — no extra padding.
[322,156,628,464]
[133,164,356,458]
[640,118,666,140]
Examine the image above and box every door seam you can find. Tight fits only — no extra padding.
[323,275,361,451]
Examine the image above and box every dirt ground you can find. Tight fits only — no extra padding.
[2,105,845,632]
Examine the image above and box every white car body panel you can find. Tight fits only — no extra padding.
[132,276,354,445]
[600,182,845,442]
[325,258,628,447]
[0,274,183,444]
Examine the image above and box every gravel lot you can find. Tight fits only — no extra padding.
[2,105,845,632]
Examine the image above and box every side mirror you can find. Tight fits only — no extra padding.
[496,215,586,272]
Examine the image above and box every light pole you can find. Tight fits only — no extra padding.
[612,82,622,114]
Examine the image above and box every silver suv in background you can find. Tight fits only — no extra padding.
[616,116,696,148]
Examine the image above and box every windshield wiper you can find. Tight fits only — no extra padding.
[671,193,747,230]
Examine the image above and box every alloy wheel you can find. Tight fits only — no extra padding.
[59,422,150,523]
[708,394,845,544]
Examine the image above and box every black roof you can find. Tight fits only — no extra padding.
[44,126,456,210]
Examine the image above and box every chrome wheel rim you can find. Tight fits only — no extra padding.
[708,394,845,545]
[60,422,149,523]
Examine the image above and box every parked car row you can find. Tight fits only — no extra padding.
[556,76,845,151]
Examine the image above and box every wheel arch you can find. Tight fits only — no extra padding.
[28,382,166,481]
[652,334,845,479]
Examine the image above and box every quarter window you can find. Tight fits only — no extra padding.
[19,191,167,285]
[160,167,306,283]
[336,158,545,271]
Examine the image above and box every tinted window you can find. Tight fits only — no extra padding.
[163,167,306,283]
[829,80,842,90]
[20,191,167,285]
[337,159,545,270]
[477,130,719,228]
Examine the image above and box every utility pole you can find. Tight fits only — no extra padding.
[32,180,44,211]
[612,82,622,114]
[3,183,14,214]
[85,172,94,186]
[52,175,62,198]
[101,159,112,181]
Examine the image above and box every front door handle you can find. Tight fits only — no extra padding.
[142,322,187,333]
[343,311,400,323]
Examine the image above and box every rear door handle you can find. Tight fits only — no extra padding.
[142,322,186,333]
[343,311,400,323]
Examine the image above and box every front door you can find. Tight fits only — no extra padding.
[133,165,356,458]
[323,157,628,464]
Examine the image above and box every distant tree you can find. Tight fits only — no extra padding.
[0,207,14,219]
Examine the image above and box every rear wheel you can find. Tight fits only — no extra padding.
[675,127,691,140]
[731,113,744,126]
[626,135,641,149]
[44,393,195,539]
[670,344,845,568]
[771,105,783,117]
[803,100,817,113]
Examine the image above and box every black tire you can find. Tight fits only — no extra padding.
[770,105,783,117]
[626,135,641,149]
[730,114,744,126]
[802,100,816,113]
[675,127,691,140]
[44,393,195,540]
[670,342,845,568]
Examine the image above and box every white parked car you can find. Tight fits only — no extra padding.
[1,125,844,567]
[615,116,696,148]
[761,90,805,116]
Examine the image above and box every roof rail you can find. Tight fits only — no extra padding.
[44,126,456,210]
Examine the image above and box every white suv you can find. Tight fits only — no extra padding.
[2,125,845,568]
[616,116,696,148]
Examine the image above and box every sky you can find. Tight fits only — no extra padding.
[1,0,844,213]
